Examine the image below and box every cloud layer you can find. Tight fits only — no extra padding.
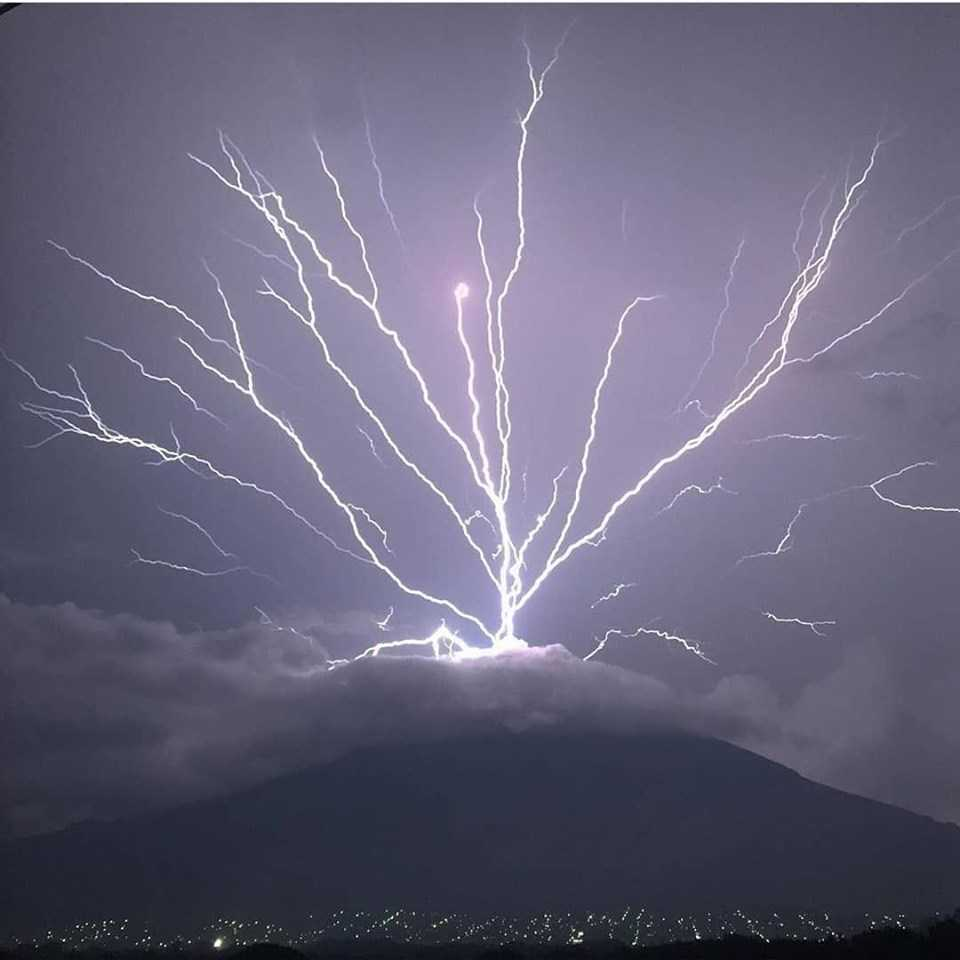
[3,593,958,842]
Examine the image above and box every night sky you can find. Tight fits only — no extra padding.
[2,4,960,843]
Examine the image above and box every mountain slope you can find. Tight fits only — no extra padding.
[3,728,959,936]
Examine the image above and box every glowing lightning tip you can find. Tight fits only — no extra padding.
[454,282,470,300]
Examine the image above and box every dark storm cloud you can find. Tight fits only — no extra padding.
[4,594,960,841]
[0,594,720,838]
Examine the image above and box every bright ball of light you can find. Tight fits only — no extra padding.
[213,939,224,950]
[454,282,470,300]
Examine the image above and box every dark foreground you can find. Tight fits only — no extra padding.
[7,733,960,929]
[5,916,960,960]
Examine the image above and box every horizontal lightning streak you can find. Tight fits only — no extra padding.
[762,611,836,638]
[868,461,960,514]
[856,370,922,381]
[354,622,472,661]
[651,478,738,521]
[736,461,960,569]
[744,433,850,444]
[585,621,713,665]
[130,548,277,584]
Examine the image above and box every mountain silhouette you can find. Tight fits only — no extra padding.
[2,728,959,937]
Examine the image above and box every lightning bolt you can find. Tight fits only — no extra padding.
[856,370,922,381]
[867,461,960,515]
[891,194,960,248]
[254,606,327,651]
[762,611,836,638]
[356,425,384,465]
[676,235,745,413]
[363,113,405,250]
[585,620,714,665]
[85,338,227,427]
[221,230,297,274]
[679,398,712,420]
[736,461,960,570]
[129,548,277,585]
[792,177,827,272]
[354,621,475,662]
[8,35,959,672]
[651,478,738,521]
[736,503,809,566]
[744,433,851,445]
[157,507,237,558]
[590,582,636,610]
[375,605,395,632]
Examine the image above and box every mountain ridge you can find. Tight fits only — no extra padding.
[3,727,959,938]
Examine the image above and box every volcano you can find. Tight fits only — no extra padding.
[2,728,959,938]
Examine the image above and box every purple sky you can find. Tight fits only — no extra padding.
[2,4,960,839]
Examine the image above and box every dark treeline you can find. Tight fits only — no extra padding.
[4,914,960,960]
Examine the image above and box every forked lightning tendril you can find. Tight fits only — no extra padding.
[6,35,960,670]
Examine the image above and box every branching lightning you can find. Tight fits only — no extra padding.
[7,34,960,671]
[736,504,809,567]
[131,506,280,584]
[86,337,228,427]
[735,460,960,576]
[867,461,960,515]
